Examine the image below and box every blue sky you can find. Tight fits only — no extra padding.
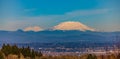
[0,0,120,31]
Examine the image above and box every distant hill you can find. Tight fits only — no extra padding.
[0,30,120,44]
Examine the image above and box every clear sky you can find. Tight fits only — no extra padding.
[0,0,120,31]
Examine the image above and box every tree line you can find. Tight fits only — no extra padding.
[1,44,120,59]
[0,44,42,59]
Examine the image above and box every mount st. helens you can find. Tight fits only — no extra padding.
[53,21,95,31]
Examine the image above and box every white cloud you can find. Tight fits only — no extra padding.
[53,21,95,31]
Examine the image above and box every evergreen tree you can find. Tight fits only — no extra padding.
[30,49,35,59]
[87,54,97,59]
[0,51,5,59]
[1,44,12,56]
[1,44,43,59]
[11,45,20,56]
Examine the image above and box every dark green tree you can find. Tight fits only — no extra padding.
[1,44,12,56]
[87,54,97,59]
[0,51,5,59]
[30,49,35,59]
[1,44,43,59]
[11,45,20,56]
[21,46,31,58]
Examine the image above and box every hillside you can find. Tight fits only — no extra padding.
[0,30,119,43]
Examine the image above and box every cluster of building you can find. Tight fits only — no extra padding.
[37,46,120,56]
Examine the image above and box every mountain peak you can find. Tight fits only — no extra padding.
[53,21,95,31]
[23,26,44,32]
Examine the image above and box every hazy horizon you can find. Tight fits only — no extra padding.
[0,0,120,31]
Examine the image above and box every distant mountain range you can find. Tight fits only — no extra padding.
[0,30,120,44]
